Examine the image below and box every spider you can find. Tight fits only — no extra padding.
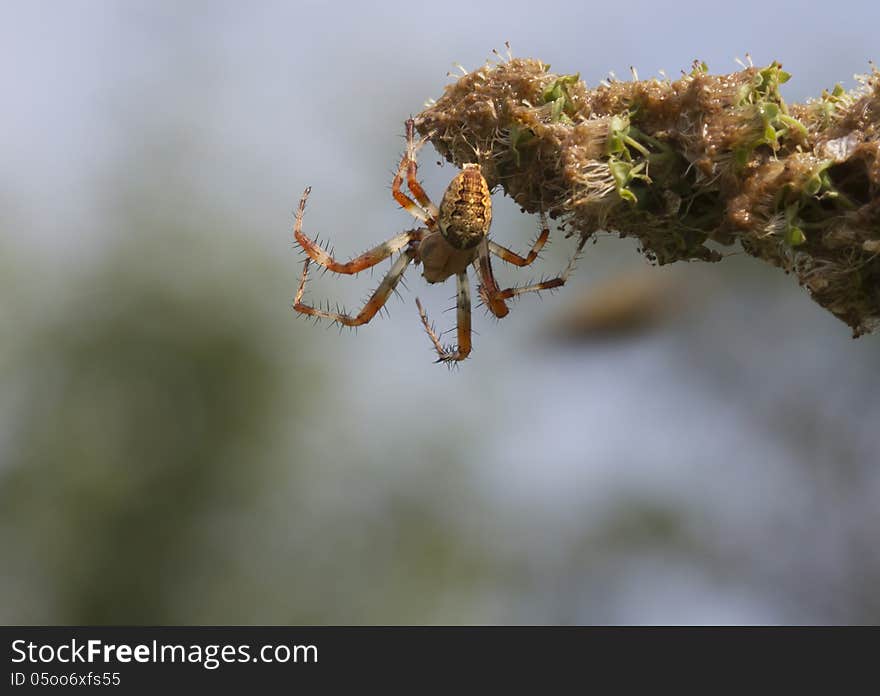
[291,119,586,362]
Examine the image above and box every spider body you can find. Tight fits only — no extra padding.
[291,119,586,363]
[420,164,491,284]
[437,163,492,252]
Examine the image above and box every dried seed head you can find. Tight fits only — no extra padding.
[417,56,880,336]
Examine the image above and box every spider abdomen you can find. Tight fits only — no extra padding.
[438,163,492,250]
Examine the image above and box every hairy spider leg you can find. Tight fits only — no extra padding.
[294,249,415,327]
[475,241,510,318]
[484,234,588,304]
[391,119,438,226]
[403,119,440,220]
[475,220,550,318]
[293,187,422,274]
[415,271,472,362]
[488,221,550,266]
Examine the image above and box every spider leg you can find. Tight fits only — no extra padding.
[293,187,422,274]
[475,240,510,318]
[484,234,588,304]
[416,270,472,363]
[293,249,415,327]
[488,216,550,266]
[475,216,551,317]
[403,118,440,220]
[391,119,438,226]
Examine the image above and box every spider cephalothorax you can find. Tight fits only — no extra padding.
[291,119,585,363]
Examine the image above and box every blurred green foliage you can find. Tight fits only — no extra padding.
[0,238,288,623]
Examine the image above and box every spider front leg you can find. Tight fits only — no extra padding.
[293,187,421,274]
[488,215,551,267]
[483,234,588,305]
[475,217,552,318]
[475,241,510,318]
[391,118,439,226]
[416,271,472,363]
[293,248,415,327]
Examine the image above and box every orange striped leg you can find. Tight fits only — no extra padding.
[485,235,587,303]
[294,187,421,274]
[391,120,437,226]
[404,118,439,220]
[415,271,472,363]
[488,222,550,266]
[475,241,510,318]
[293,250,414,327]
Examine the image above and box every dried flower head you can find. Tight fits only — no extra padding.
[417,54,880,336]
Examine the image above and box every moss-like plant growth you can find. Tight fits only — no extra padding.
[416,56,880,336]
